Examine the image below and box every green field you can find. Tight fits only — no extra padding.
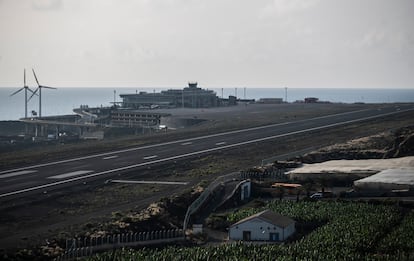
[89,201,414,260]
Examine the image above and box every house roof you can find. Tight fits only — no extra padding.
[272,183,302,188]
[231,209,295,228]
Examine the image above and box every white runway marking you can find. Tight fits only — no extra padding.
[111,180,188,185]
[0,170,37,179]
[103,155,118,160]
[181,142,193,145]
[48,170,93,179]
[143,155,158,160]
[215,142,227,146]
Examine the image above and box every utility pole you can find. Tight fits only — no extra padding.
[113,90,116,107]
[39,87,42,117]
[235,87,237,99]
[285,87,288,103]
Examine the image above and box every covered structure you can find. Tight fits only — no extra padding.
[304,97,319,103]
[271,183,302,195]
[229,210,295,242]
[257,98,283,104]
[354,168,414,194]
[287,157,414,182]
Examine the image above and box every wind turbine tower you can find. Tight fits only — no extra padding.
[30,69,57,117]
[10,69,36,118]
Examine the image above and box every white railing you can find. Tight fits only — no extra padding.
[183,172,240,231]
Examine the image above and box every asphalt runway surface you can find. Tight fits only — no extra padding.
[1,104,413,201]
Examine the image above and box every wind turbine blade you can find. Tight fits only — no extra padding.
[32,68,40,87]
[24,69,26,87]
[27,87,38,95]
[28,88,39,100]
[10,88,24,96]
[41,85,57,90]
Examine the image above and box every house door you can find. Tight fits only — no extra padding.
[269,233,279,241]
[243,186,249,200]
[242,231,251,241]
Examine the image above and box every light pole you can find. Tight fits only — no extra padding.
[285,87,288,103]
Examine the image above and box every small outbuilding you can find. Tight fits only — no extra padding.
[229,210,295,242]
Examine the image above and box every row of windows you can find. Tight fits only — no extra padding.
[112,119,156,123]
[112,114,160,118]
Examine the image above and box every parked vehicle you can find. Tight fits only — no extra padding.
[310,192,323,199]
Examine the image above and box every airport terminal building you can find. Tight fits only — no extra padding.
[120,82,219,109]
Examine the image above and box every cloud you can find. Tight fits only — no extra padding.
[260,0,320,18]
[347,29,414,56]
[358,31,387,49]
[31,0,62,11]
[1,0,412,88]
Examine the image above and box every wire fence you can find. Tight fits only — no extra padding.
[260,145,330,166]
[56,229,184,260]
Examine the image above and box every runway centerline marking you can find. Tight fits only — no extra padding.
[111,180,188,185]
[103,155,118,160]
[181,142,193,146]
[48,170,93,179]
[143,155,158,160]
[0,170,37,179]
[215,142,227,146]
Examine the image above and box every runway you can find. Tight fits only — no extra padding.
[1,104,413,200]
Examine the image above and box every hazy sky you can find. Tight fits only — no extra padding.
[0,0,413,88]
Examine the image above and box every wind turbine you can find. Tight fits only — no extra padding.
[30,69,56,117]
[10,69,37,118]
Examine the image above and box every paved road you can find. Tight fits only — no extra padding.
[1,104,413,200]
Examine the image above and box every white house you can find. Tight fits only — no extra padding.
[229,210,295,241]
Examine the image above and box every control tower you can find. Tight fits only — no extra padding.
[188,82,198,88]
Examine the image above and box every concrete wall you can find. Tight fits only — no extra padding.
[229,218,295,241]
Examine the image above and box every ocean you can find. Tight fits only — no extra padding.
[1,87,414,121]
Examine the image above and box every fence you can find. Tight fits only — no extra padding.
[260,146,324,166]
[239,168,286,180]
[56,229,184,260]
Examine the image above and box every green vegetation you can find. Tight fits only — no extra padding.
[89,201,414,260]
[378,210,414,254]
